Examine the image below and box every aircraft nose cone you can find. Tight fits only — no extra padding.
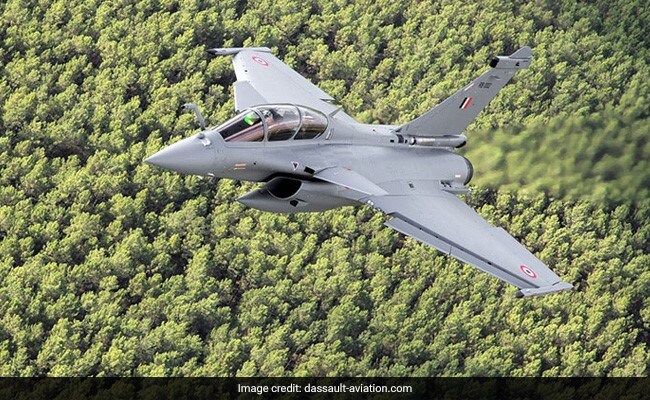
[145,136,215,175]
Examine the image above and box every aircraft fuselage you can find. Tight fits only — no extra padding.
[146,116,473,213]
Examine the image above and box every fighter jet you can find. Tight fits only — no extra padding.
[145,46,573,298]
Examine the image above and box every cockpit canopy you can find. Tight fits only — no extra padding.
[216,105,328,143]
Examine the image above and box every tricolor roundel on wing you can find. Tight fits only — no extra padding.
[520,264,537,278]
[252,56,269,66]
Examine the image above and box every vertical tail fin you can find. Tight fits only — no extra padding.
[396,46,532,137]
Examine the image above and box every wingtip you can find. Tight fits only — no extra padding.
[516,281,573,298]
[207,47,272,56]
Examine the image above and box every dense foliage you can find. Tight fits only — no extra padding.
[0,0,647,376]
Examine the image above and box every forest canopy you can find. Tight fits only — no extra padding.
[0,0,648,376]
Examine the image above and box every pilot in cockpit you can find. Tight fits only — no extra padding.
[217,105,327,143]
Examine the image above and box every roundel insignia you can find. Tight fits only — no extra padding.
[252,56,269,66]
[520,265,537,278]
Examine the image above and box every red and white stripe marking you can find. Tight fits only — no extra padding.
[520,265,537,278]
[252,56,269,66]
[460,97,473,109]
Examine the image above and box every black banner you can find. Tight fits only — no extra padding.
[0,377,647,400]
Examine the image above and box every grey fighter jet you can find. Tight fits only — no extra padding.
[145,46,573,298]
